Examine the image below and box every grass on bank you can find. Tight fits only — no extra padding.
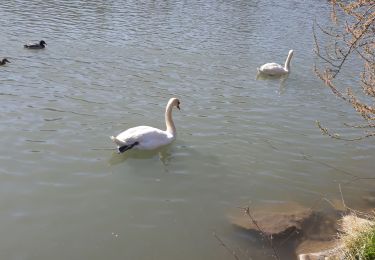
[340,212,375,260]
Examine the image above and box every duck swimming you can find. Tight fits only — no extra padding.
[0,58,10,65]
[258,50,294,76]
[24,40,47,49]
[110,98,181,153]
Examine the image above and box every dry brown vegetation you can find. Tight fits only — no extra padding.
[314,0,375,140]
[339,211,375,259]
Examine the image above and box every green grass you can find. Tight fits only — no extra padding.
[340,213,375,260]
[362,230,375,260]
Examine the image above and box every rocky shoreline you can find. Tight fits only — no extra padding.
[229,198,375,259]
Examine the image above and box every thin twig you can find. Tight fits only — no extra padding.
[339,183,347,210]
[239,206,280,260]
[213,232,241,260]
[316,121,375,141]
[343,122,375,128]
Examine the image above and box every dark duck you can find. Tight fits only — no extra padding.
[24,40,47,49]
[0,58,10,65]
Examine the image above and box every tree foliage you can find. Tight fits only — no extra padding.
[314,0,375,140]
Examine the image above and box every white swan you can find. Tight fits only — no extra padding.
[258,50,294,76]
[110,98,180,153]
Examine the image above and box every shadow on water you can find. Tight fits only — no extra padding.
[108,145,173,166]
[256,72,289,94]
[107,140,224,175]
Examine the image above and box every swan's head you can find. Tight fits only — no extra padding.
[168,97,181,110]
[288,50,294,57]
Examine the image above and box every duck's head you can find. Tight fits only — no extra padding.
[2,58,10,64]
[40,40,47,46]
[169,97,181,110]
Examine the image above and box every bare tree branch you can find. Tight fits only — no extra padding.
[213,232,241,260]
[238,206,281,260]
[314,0,375,139]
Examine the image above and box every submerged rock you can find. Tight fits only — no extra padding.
[229,201,344,259]
[229,200,374,259]
[230,208,313,239]
[362,195,375,206]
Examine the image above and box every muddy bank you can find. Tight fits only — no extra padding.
[229,196,375,259]
[228,201,344,259]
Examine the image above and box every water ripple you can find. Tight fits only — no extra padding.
[0,1,373,260]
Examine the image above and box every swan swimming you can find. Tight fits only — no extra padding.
[110,98,181,153]
[258,50,294,76]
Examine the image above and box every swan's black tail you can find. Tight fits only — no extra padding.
[118,142,139,153]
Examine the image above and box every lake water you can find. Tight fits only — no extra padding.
[0,1,374,259]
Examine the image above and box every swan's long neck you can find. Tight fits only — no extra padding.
[284,52,293,72]
[165,102,176,137]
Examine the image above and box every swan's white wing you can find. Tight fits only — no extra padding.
[260,63,282,70]
[259,63,287,75]
[25,42,40,48]
[113,126,173,150]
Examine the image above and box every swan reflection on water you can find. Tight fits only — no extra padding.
[256,72,289,94]
[108,145,173,166]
